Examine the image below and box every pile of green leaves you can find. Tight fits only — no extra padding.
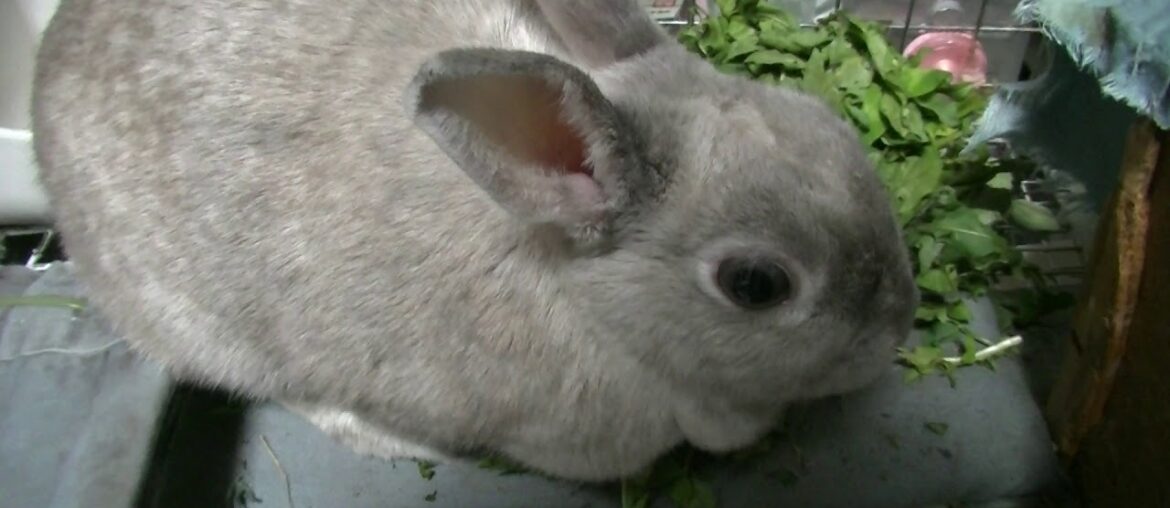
[679,0,1070,381]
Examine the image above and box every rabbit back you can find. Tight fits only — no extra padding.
[32,0,677,473]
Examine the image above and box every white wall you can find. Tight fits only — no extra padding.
[0,0,60,225]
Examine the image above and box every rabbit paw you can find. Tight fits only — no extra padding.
[284,403,449,463]
[673,398,778,453]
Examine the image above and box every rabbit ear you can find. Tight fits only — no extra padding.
[407,48,648,244]
[533,0,670,69]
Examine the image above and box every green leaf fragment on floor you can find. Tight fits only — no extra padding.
[668,477,718,508]
[476,455,529,476]
[924,422,950,436]
[416,460,436,480]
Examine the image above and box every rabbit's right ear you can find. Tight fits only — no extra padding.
[531,0,671,69]
[406,48,655,245]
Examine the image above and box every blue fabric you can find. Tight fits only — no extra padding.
[963,0,1170,210]
[1019,0,1170,129]
[965,47,1138,211]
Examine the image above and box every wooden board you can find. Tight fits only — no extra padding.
[1044,118,1170,506]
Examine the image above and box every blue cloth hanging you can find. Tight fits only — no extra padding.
[964,0,1168,210]
[965,47,1138,211]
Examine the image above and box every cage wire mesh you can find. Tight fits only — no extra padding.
[3,0,1088,289]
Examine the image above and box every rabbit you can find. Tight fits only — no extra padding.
[31,0,918,481]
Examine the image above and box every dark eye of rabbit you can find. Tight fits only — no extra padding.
[716,258,792,310]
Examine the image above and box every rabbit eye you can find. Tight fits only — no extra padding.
[715,257,792,310]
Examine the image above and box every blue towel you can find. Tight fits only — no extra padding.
[1019,0,1170,128]
[965,48,1138,211]
[964,0,1166,211]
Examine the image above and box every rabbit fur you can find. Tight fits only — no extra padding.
[32,0,918,480]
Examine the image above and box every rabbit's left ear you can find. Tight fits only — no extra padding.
[406,48,649,242]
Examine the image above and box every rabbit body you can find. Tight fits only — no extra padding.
[32,0,917,480]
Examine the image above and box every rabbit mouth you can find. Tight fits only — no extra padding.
[800,336,903,398]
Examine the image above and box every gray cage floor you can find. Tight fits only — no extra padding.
[1,263,1077,508]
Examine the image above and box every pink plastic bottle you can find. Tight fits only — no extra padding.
[902,0,989,85]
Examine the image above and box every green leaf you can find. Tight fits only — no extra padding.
[960,332,979,363]
[912,235,940,271]
[724,34,762,62]
[887,147,943,222]
[932,207,1008,259]
[668,477,718,508]
[973,209,1002,226]
[904,368,923,383]
[697,18,729,57]
[758,16,796,36]
[833,56,873,90]
[620,473,654,508]
[759,28,829,54]
[821,37,856,65]
[845,104,871,130]
[896,67,951,98]
[880,92,909,137]
[716,0,737,16]
[744,49,805,69]
[754,2,788,17]
[860,86,886,145]
[918,94,959,127]
[924,421,950,436]
[798,49,841,108]
[1008,199,1062,232]
[476,455,529,476]
[902,102,928,140]
[947,301,973,322]
[727,17,755,39]
[899,345,944,372]
[715,62,748,76]
[928,319,964,344]
[915,303,947,322]
[916,268,958,294]
[855,22,897,76]
[416,460,437,480]
[986,172,1013,190]
[786,30,830,50]
[424,491,437,502]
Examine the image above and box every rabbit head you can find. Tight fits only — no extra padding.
[407,0,917,445]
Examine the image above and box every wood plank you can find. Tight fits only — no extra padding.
[1044,118,1161,458]
[1071,122,1170,507]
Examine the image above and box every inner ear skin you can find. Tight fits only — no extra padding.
[419,75,590,177]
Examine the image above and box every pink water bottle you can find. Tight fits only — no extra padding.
[902,0,989,85]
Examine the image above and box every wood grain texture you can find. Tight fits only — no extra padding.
[1044,118,1170,506]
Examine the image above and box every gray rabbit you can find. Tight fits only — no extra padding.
[31,0,918,480]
